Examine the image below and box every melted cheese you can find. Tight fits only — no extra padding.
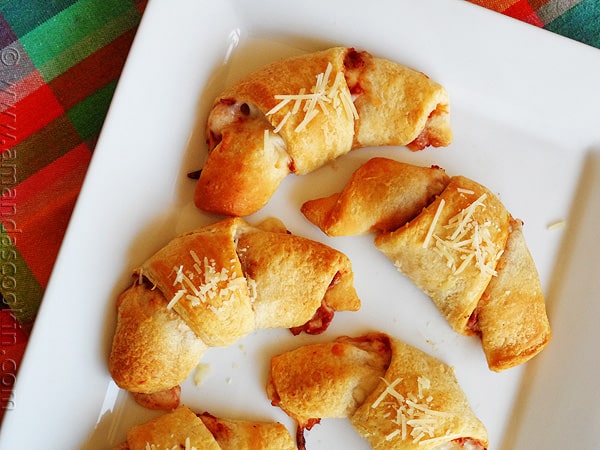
[265,62,358,133]
[246,277,258,303]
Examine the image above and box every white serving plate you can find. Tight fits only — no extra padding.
[1,0,599,448]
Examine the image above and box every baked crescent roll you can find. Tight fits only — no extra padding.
[117,405,295,450]
[194,47,452,216]
[300,157,450,236]
[302,158,551,371]
[266,332,488,449]
[109,217,360,400]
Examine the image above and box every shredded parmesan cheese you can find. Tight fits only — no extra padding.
[372,376,457,446]
[184,437,197,450]
[265,62,358,133]
[172,265,184,286]
[166,251,248,312]
[425,192,502,276]
[547,219,565,230]
[166,289,187,310]
[423,199,445,249]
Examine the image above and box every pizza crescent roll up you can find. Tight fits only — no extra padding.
[349,55,452,150]
[302,158,551,371]
[300,157,450,236]
[118,406,295,450]
[195,47,452,216]
[374,177,552,371]
[267,332,488,450]
[109,217,360,398]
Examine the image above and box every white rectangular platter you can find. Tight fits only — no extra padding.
[1,0,600,448]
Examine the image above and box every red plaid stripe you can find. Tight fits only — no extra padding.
[504,0,545,25]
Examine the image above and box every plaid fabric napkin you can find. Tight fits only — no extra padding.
[470,0,600,47]
[0,0,598,422]
[0,0,147,419]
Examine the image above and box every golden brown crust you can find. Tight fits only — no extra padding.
[266,333,392,427]
[198,412,296,450]
[216,47,354,176]
[266,332,488,448]
[375,176,510,335]
[109,217,360,395]
[350,337,488,449]
[125,406,221,450]
[301,157,450,236]
[120,406,296,450]
[351,56,452,149]
[477,218,552,371]
[195,47,452,216]
[108,284,207,394]
[237,227,360,329]
[139,219,255,347]
[195,117,290,216]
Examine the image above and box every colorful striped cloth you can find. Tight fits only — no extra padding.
[0,0,598,422]
[0,0,147,419]
[469,0,600,47]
